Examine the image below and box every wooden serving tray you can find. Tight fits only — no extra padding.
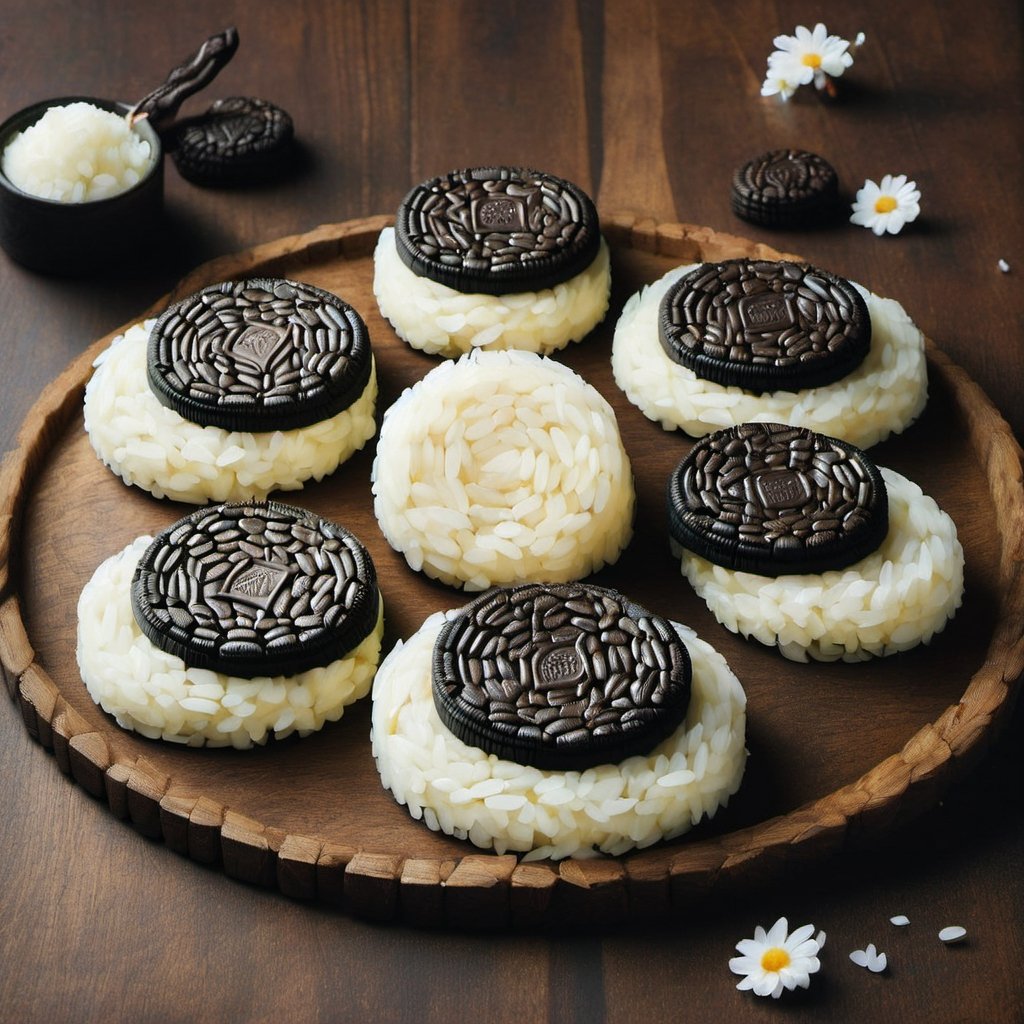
[2,215,1023,928]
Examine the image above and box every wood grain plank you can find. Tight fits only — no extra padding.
[409,0,592,187]
[596,0,676,220]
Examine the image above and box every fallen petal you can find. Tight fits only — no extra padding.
[939,926,967,944]
[890,915,910,926]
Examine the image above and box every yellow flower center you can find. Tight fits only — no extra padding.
[802,53,822,68]
[761,947,791,973]
[874,195,899,214]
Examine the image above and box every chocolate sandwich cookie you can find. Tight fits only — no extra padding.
[731,149,839,228]
[667,423,889,577]
[659,258,871,394]
[169,97,295,185]
[432,583,692,770]
[394,166,602,295]
[147,277,372,432]
[131,501,379,678]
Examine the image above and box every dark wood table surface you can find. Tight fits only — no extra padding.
[1,2,1021,1021]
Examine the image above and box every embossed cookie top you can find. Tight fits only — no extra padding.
[170,97,295,186]
[131,501,379,677]
[731,149,839,227]
[432,583,692,770]
[658,259,871,394]
[147,278,372,431]
[667,423,889,577]
[394,166,601,295]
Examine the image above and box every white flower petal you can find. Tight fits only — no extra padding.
[890,915,910,926]
[735,974,758,991]
[788,923,816,947]
[850,948,870,967]
[792,939,821,958]
[730,955,760,972]
[766,917,790,945]
[885,212,907,234]
[869,952,888,973]
[939,926,967,943]
[735,939,763,957]
[815,930,827,949]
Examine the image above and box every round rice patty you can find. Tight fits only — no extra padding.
[677,468,964,663]
[371,349,635,590]
[83,320,378,504]
[611,265,927,449]
[371,611,747,860]
[76,536,384,748]
[373,227,611,357]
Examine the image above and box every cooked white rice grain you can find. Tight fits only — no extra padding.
[2,101,154,203]
[677,469,964,662]
[371,349,635,590]
[76,536,384,748]
[370,611,746,858]
[83,320,377,504]
[373,227,611,357]
[611,265,928,449]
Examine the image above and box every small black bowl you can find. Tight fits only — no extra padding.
[0,96,163,275]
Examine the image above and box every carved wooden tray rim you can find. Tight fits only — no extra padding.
[2,213,1022,928]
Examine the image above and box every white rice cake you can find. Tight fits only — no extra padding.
[76,536,384,748]
[83,320,378,504]
[371,611,747,860]
[677,468,964,662]
[611,264,928,449]
[371,349,635,590]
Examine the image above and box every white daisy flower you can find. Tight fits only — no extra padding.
[850,175,922,235]
[773,23,854,82]
[850,943,888,972]
[761,55,803,100]
[729,917,824,999]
